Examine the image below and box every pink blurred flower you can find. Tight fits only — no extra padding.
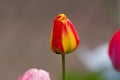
[109,29,120,71]
[18,68,51,80]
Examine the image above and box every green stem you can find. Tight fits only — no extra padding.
[62,54,66,80]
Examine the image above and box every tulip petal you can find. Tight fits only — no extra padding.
[18,68,51,80]
[109,29,120,71]
[62,22,77,53]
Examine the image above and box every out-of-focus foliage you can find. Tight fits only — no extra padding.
[62,71,107,80]
[103,0,118,24]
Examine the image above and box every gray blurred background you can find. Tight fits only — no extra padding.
[0,0,119,80]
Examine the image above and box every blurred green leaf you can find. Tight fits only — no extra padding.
[65,71,106,80]
[103,0,118,23]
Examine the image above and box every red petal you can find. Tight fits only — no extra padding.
[109,29,120,71]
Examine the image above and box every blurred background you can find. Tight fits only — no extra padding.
[0,0,119,80]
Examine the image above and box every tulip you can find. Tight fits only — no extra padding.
[18,68,51,80]
[50,14,80,80]
[50,14,80,54]
[109,29,120,71]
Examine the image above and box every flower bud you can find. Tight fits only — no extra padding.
[18,68,51,80]
[50,14,80,54]
[109,29,120,71]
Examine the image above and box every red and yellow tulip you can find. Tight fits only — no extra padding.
[50,14,80,54]
[109,29,120,71]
